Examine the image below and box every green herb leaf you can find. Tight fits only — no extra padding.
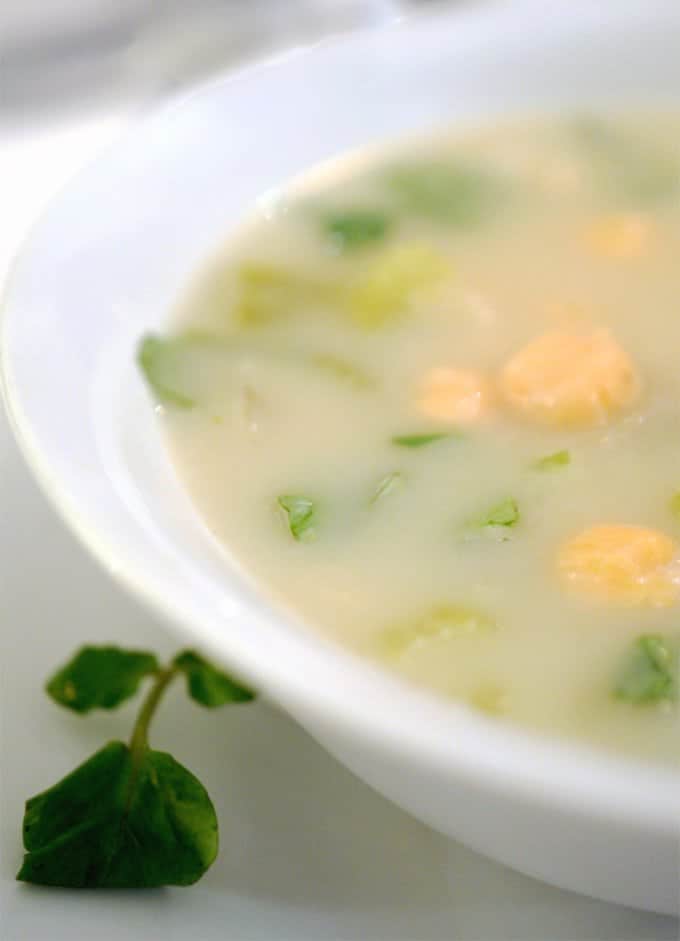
[614,635,677,705]
[369,471,406,505]
[380,604,495,658]
[174,651,255,707]
[349,241,450,328]
[464,497,520,542]
[46,646,159,713]
[532,450,571,471]
[323,209,393,250]
[572,117,679,204]
[138,334,197,408]
[392,432,453,448]
[17,741,218,888]
[278,494,317,542]
[384,162,504,225]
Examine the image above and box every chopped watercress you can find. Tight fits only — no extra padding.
[278,494,317,542]
[614,635,677,705]
[384,162,504,226]
[533,450,571,471]
[369,471,406,505]
[349,241,450,327]
[323,209,393,251]
[17,645,255,888]
[392,432,454,448]
[138,334,199,408]
[572,117,679,204]
[381,604,495,658]
[463,497,520,542]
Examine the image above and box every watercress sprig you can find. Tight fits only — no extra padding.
[17,645,255,889]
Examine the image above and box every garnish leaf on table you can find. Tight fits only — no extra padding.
[17,645,256,888]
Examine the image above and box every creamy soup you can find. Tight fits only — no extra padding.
[139,116,680,765]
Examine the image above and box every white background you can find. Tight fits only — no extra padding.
[0,110,677,941]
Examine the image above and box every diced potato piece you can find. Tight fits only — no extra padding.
[380,604,494,658]
[500,329,640,428]
[558,524,678,606]
[583,213,653,259]
[349,241,450,327]
[419,367,495,425]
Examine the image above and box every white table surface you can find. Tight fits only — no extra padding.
[0,111,677,941]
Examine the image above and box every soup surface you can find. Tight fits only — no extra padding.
[140,116,680,765]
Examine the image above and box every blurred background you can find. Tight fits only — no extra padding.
[0,0,455,121]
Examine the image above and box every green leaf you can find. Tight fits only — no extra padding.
[46,646,159,713]
[369,471,406,505]
[174,651,255,707]
[234,263,344,327]
[532,450,571,471]
[391,432,454,448]
[323,209,393,250]
[138,334,197,408]
[572,117,679,204]
[380,604,495,658]
[17,741,218,888]
[349,241,450,328]
[384,162,504,225]
[614,635,677,705]
[464,497,520,542]
[278,494,317,542]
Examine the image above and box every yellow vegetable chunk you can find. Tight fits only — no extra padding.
[500,328,640,428]
[583,213,653,259]
[558,524,678,606]
[419,367,495,425]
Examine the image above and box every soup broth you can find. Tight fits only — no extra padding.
[140,116,680,765]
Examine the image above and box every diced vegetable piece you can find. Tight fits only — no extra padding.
[558,525,678,606]
[322,209,393,251]
[463,498,520,542]
[532,450,571,471]
[391,432,455,448]
[137,333,211,408]
[614,635,677,704]
[500,329,640,429]
[669,491,680,521]
[234,263,344,327]
[306,353,374,390]
[278,495,317,542]
[572,117,680,204]
[384,162,504,225]
[380,604,495,657]
[419,367,495,425]
[349,241,450,328]
[369,471,405,506]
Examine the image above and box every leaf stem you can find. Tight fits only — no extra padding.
[129,664,179,758]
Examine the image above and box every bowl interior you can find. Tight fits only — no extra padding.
[3,0,679,841]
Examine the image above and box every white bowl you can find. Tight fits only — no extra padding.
[2,0,679,915]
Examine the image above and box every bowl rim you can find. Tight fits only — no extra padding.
[2,0,679,839]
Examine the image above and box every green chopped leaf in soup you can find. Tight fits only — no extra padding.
[46,646,160,713]
[278,494,317,542]
[173,651,255,707]
[614,634,677,705]
[380,604,495,658]
[138,334,199,408]
[669,491,680,521]
[322,209,394,251]
[532,450,571,471]
[349,241,450,328]
[234,262,345,327]
[17,741,218,888]
[463,497,520,542]
[392,432,456,448]
[369,471,406,505]
[384,161,505,225]
[572,117,680,204]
